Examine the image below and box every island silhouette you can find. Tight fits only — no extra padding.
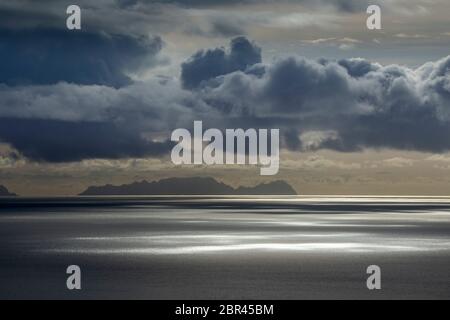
[0,185,16,196]
[79,177,297,196]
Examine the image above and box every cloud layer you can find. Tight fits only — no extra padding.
[1,35,450,162]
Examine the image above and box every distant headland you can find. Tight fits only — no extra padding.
[0,185,16,196]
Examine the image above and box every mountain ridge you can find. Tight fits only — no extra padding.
[79,177,297,196]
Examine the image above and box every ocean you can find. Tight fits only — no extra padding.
[1,196,449,299]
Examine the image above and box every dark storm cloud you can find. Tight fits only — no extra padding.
[0,78,203,162]
[181,37,261,89]
[0,28,163,87]
[181,37,450,153]
[0,118,173,162]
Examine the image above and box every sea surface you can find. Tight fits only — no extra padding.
[1,196,450,299]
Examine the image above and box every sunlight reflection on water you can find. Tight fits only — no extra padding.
[3,197,448,256]
[40,211,450,255]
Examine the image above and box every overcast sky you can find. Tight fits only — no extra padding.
[1,0,450,196]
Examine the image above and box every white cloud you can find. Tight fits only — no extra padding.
[382,157,415,167]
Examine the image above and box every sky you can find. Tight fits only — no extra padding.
[1,0,450,196]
